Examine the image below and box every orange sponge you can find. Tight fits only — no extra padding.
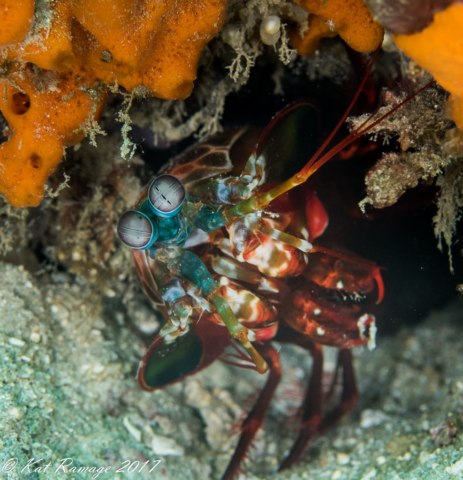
[0,67,107,207]
[0,0,227,207]
[71,0,227,100]
[0,0,35,46]
[394,3,463,129]
[292,0,384,55]
[17,0,75,72]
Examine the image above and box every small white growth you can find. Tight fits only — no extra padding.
[151,434,185,456]
[222,24,241,49]
[336,452,350,465]
[8,337,25,347]
[44,172,70,199]
[260,15,281,46]
[316,327,325,336]
[360,469,377,480]
[336,280,344,289]
[226,28,258,82]
[123,416,142,442]
[314,308,321,316]
[446,456,463,475]
[277,23,297,65]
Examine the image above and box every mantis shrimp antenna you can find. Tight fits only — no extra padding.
[224,50,435,221]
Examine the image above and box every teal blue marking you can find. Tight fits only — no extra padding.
[178,251,217,296]
[191,204,229,232]
[156,216,181,242]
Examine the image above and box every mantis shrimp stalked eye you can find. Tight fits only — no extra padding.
[117,210,158,249]
[148,174,186,218]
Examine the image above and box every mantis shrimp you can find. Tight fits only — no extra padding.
[117,53,432,478]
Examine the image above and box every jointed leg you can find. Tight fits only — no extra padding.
[319,349,358,434]
[211,293,268,373]
[157,248,268,373]
[274,330,358,471]
[255,219,313,252]
[222,343,282,480]
[279,343,323,471]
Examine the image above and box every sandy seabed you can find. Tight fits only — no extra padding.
[1,259,463,480]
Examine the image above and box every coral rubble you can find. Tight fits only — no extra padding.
[350,84,453,210]
[2,258,463,479]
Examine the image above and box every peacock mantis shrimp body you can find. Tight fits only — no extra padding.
[117,95,387,475]
[116,54,431,475]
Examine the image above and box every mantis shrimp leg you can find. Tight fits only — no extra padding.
[222,343,282,479]
[156,246,268,373]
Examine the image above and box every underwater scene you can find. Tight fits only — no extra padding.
[2,1,463,479]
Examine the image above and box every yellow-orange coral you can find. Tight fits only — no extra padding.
[291,0,384,55]
[394,3,463,129]
[0,0,227,207]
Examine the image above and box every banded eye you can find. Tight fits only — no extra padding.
[148,174,186,218]
[117,210,158,249]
